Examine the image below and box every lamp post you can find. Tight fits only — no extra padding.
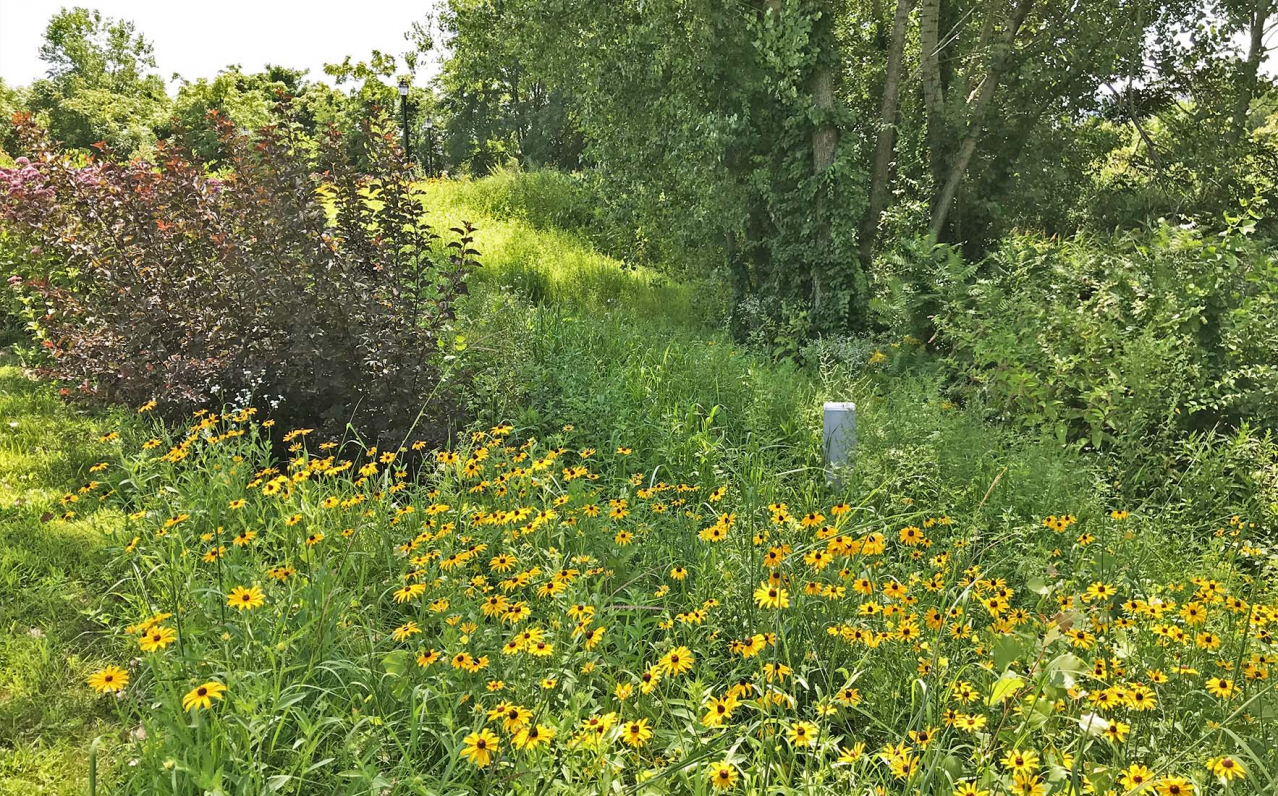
[423,119,435,177]
[397,78,411,163]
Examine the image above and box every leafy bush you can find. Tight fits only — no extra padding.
[931,217,1278,450]
[0,110,477,444]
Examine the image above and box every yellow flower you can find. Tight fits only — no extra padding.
[1119,763,1155,791]
[392,622,422,641]
[87,665,129,694]
[1205,677,1235,699]
[1207,756,1246,781]
[658,646,694,677]
[621,718,653,747]
[512,723,555,750]
[753,582,790,609]
[954,784,989,796]
[497,704,532,734]
[394,583,427,603]
[837,742,865,764]
[1157,777,1194,796]
[1104,719,1131,744]
[182,681,227,711]
[1011,773,1045,796]
[1001,748,1040,775]
[707,761,739,791]
[461,728,500,767]
[138,625,177,652]
[702,693,739,727]
[787,721,818,747]
[227,585,265,611]
[1085,581,1117,602]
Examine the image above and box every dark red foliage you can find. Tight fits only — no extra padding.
[0,107,479,445]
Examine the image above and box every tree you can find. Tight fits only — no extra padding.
[1227,0,1274,142]
[860,0,915,264]
[24,7,170,154]
[929,0,1035,240]
[0,79,25,158]
[431,0,1274,336]
[434,0,582,174]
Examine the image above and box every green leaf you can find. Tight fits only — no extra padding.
[992,635,1028,670]
[988,673,1025,706]
[1045,653,1088,689]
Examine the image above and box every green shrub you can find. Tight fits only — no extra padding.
[929,218,1278,450]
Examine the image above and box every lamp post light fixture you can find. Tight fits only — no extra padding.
[397,78,412,163]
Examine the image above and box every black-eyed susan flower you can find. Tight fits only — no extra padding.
[787,721,818,747]
[1156,776,1193,796]
[512,723,555,751]
[621,718,653,747]
[182,681,227,711]
[394,583,427,603]
[87,665,129,694]
[706,761,738,791]
[1001,748,1039,775]
[138,625,177,652]
[392,622,422,642]
[658,646,694,677]
[1208,756,1246,781]
[1119,763,1155,791]
[702,692,738,727]
[1205,677,1235,698]
[753,581,789,609]
[227,585,264,611]
[460,728,499,767]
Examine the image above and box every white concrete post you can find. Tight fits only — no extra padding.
[823,402,856,486]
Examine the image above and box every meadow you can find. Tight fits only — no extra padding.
[6,0,1278,790]
[2,175,1276,796]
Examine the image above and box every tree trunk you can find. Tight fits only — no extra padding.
[1230,0,1272,143]
[809,1,840,320]
[859,0,916,265]
[919,0,945,192]
[930,0,1034,241]
[812,68,838,173]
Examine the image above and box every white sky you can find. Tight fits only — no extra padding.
[0,0,440,91]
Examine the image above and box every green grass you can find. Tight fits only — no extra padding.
[418,177,724,326]
[0,355,126,795]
